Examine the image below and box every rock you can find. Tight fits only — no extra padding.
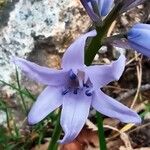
[0,0,19,28]
[0,0,90,85]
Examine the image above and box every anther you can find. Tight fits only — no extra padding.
[73,88,79,94]
[85,90,92,96]
[69,70,76,80]
[83,83,89,88]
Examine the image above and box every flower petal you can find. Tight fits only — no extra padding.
[129,23,150,30]
[61,30,97,70]
[127,23,150,57]
[28,86,62,124]
[85,54,126,88]
[92,90,141,124]
[127,24,150,57]
[128,42,150,57]
[59,92,92,143]
[80,0,100,22]
[99,0,114,16]
[12,57,69,86]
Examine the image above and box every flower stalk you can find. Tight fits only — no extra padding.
[84,1,124,149]
[85,0,124,65]
[96,112,107,150]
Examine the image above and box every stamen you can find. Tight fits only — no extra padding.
[83,83,89,88]
[85,90,92,96]
[62,89,70,95]
[73,88,79,94]
[69,70,76,80]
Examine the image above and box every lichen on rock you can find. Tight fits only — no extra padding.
[0,0,90,83]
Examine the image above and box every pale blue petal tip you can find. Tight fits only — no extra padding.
[127,23,150,57]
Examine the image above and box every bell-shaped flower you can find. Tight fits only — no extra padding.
[107,23,150,57]
[127,23,150,57]
[80,0,114,22]
[12,30,141,144]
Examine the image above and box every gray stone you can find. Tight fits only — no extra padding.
[0,0,90,83]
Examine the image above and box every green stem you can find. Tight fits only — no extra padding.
[84,2,124,150]
[85,32,103,66]
[96,112,107,150]
[85,1,124,66]
[48,110,62,150]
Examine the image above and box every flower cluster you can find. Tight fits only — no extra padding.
[12,0,149,144]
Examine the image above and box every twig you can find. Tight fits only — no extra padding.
[107,20,117,37]
[104,125,120,133]
[130,54,142,109]
[117,84,150,101]
[128,122,150,135]
[105,85,128,92]
[86,119,98,131]
[120,133,133,150]
[126,54,141,66]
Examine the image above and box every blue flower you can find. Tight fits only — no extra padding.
[12,30,141,144]
[127,23,150,57]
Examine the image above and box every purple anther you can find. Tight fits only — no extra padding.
[73,88,79,94]
[85,90,92,96]
[69,70,76,80]
[83,83,89,88]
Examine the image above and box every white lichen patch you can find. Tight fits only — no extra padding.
[0,0,90,83]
